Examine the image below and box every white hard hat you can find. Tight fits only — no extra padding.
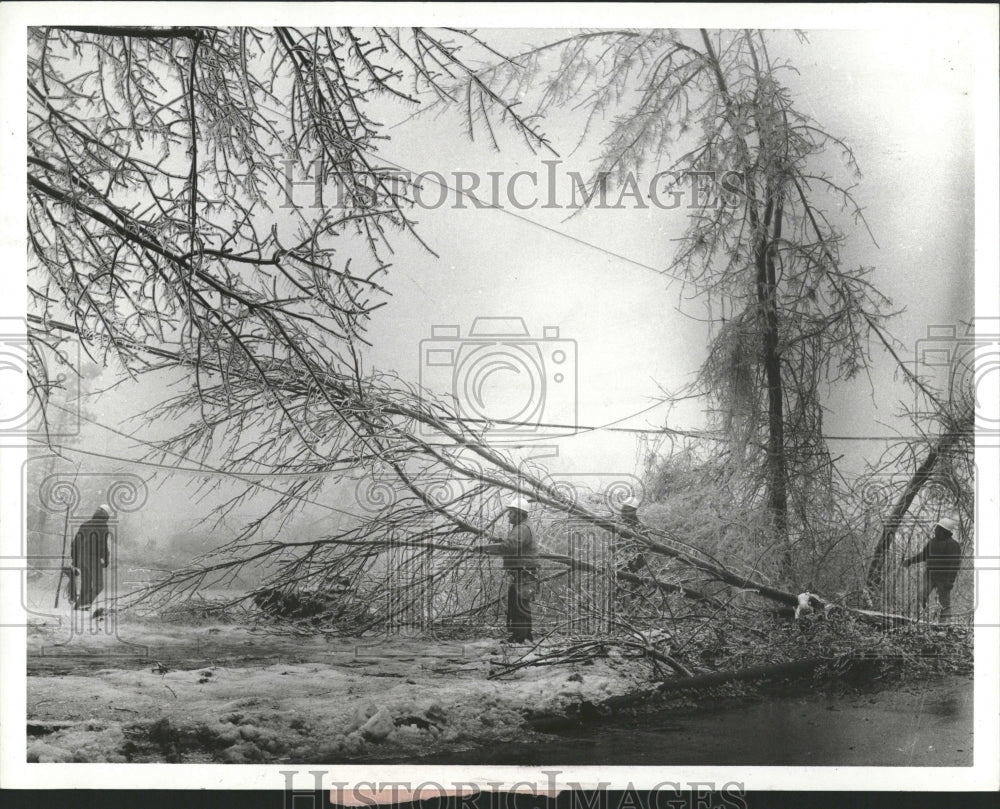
[621,497,641,510]
[96,504,111,516]
[935,516,959,535]
[506,495,531,514]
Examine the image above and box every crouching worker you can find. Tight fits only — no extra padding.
[483,496,540,642]
[617,497,647,574]
[902,517,962,619]
[614,497,647,605]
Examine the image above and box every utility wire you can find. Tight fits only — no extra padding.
[342,148,695,285]
[33,404,362,517]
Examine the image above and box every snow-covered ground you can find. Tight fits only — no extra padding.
[26,610,652,763]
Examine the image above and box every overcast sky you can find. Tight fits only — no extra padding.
[354,27,977,477]
[13,21,989,547]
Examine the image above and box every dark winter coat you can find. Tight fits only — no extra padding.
[500,522,540,571]
[71,512,111,607]
[905,533,962,586]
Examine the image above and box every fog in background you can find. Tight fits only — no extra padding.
[26,28,977,568]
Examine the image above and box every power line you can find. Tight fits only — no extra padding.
[355,149,694,285]
[31,316,704,440]
[34,404,363,518]
[433,398,720,441]
[367,409,918,442]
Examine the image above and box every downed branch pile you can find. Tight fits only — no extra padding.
[512,613,972,733]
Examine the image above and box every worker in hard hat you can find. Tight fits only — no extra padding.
[902,516,962,619]
[483,495,540,642]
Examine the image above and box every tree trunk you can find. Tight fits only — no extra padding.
[757,192,789,569]
[525,657,834,731]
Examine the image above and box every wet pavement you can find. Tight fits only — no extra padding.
[403,675,974,766]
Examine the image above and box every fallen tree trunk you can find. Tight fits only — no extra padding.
[865,430,961,590]
[395,402,808,608]
[537,551,723,607]
[35,318,926,629]
[861,318,972,592]
[524,656,834,733]
[653,656,829,694]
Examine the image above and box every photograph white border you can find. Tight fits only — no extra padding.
[1,1,997,792]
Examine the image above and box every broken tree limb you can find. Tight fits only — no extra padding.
[865,429,964,590]
[38,316,773,608]
[383,404,807,606]
[34,318,931,630]
[653,656,831,694]
[522,657,836,733]
[394,542,726,608]
[620,641,694,678]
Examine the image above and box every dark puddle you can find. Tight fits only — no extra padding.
[371,674,974,766]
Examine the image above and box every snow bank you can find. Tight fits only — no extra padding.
[27,616,649,763]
